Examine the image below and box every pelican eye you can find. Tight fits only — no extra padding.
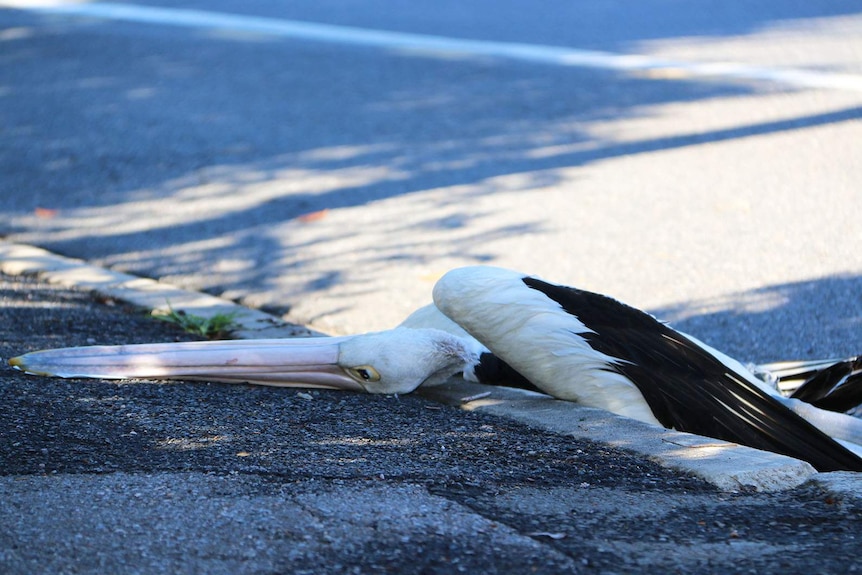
[346,365,381,383]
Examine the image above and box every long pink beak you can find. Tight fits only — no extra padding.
[8,337,365,391]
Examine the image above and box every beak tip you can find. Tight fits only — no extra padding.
[8,354,53,377]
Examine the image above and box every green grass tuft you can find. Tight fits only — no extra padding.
[153,302,239,339]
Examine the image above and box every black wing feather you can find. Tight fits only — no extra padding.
[523,277,862,472]
[790,357,862,413]
[473,352,540,393]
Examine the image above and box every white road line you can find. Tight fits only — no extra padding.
[5,0,862,92]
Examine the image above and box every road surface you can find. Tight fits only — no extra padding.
[1,1,860,362]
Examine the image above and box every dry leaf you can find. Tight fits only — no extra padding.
[296,209,328,223]
[35,207,58,219]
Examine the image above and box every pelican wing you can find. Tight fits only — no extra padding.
[432,266,862,472]
[519,277,862,472]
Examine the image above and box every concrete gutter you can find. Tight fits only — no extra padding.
[2,239,860,495]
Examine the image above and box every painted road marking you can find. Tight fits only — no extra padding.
[4,0,862,92]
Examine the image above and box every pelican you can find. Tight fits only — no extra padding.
[8,265,862,472]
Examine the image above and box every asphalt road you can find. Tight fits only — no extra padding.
[3,5,862,572]
[1,2,861,351]
[4,271,862,574]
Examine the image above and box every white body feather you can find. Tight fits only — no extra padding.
[433,266,662,425]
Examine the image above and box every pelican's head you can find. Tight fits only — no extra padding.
[9,328,479,395]
[336,328,479,393]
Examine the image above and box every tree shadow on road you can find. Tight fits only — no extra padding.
[1,6,861,326]
[653,273,862,363]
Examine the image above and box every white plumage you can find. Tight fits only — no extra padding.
[433,266,660,424]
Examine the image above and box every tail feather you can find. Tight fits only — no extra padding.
[755,356,862,414]
[788,357,862,413]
